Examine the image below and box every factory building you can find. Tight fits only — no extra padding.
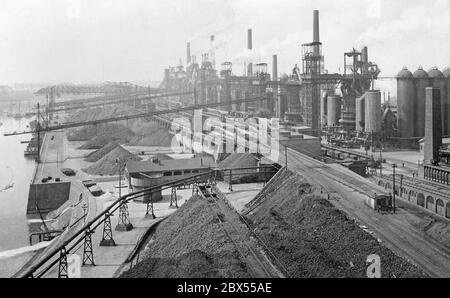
[126,157,216,203]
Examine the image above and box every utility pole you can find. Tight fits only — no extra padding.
[36,103,41,163]
[194,88,197,106]
[392,164,397,214]
[285,145,288,169]
[115,158,133,231]
[379,138,383,177]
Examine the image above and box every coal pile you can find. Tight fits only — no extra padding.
[70,123,134,148]
[244,170,428,278]
[85,141,119,162]
[120,195,251,278]
[66,104,140,123]
[127,122,173,147]
[83,145,141,176]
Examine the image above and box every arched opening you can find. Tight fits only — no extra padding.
[435,199,445,216]
[417,193,425,207]
[426,196,434,211]
[378,180,384,187]
[446,203,450,219]
[385,183,391,190]
[400,187,406,197]
[408,190,414,202]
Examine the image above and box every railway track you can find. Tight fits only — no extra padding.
[284,148,450,277]
[196,184,281,278]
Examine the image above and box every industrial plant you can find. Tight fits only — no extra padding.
[0,2,448,283]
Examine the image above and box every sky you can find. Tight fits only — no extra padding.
[0,0,448,86]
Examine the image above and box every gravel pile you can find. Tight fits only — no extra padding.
[83,145,141,176]
[245,170,428,278]
[120,195,251,278]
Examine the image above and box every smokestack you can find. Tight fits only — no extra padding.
[313,10,320,43]
[272,55,278,81]
[247,63,253,77]
[186,42,191,65]
[361,46,368,73]
[247,29,252,50]
[210,35,215,68]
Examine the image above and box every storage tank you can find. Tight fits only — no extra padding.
[321,91,328,128]
[355,95,365,131]
[428,67,448,134]
[364,90,381,133]
[396,67,415,137]
[413,67,429,137]
[327,95,341,126]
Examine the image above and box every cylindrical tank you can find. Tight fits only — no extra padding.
[428,67,448,134]
[413,67,429,137]
[321,91,328,127]
[365,90,382,133]
[272,55,278,81]
[327,95,341,126]
[396,67,415,137]
[356,95,365,131]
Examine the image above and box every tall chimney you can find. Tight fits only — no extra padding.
[272,55,278,81]
[361,46,368,73]
[247,29,252,50]
[313,10,320,43]
[186,42,191,65]
[210,35,215,68]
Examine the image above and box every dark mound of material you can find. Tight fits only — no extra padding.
[120,250,247,278]
[69,123,135,147]
[245,170,428,278]
[120,195,251,278]
[85,141,119,162]
[83,146,141,176]
[78,136,110,150]
[127,122,173,147]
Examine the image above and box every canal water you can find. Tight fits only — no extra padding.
[0,116,36,252]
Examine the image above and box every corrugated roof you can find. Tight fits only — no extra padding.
[126,157,217,174]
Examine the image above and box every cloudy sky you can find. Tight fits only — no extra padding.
[0,0,448,86]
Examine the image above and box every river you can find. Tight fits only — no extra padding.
[0,116,36,252]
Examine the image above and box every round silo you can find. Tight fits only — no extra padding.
[428,67,447,134]
[396,67,415,137]
[321,91,328,128]
[355,95,365,131]
[365,90,382,133]
[327,95,341,126]
[413,67,429,137]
